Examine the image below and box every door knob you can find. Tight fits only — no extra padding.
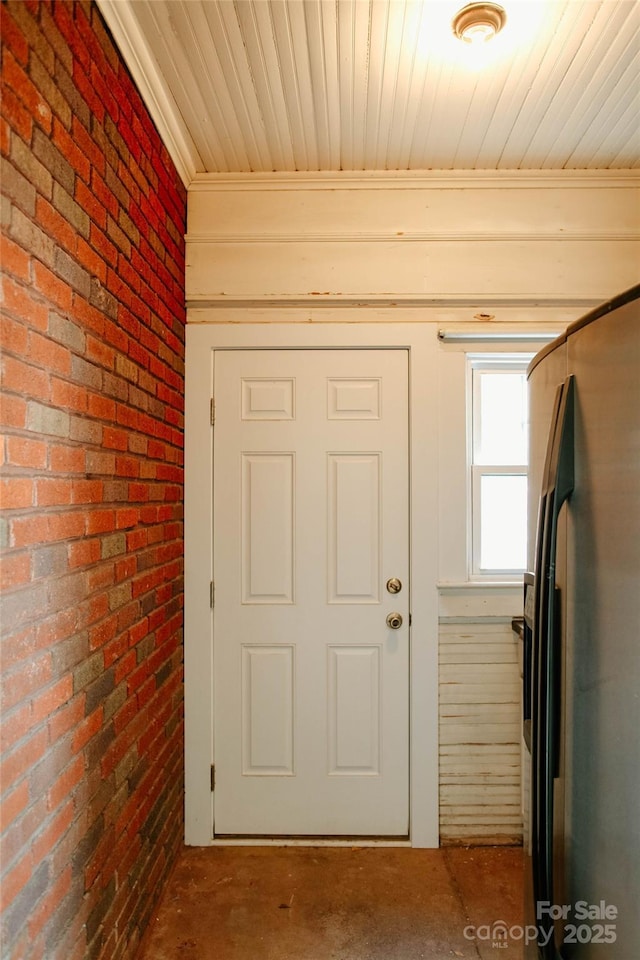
[386,612,403,629]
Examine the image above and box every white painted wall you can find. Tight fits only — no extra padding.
[185,170,639,844]
[439,618,522,843]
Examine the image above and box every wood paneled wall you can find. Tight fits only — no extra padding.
[187,171,639,319]
[439,621,522,844]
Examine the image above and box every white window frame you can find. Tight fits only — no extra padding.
[467,355,532,581]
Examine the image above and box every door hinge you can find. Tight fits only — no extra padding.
[210,764,215,791]
[210,581,215,608]
[210,398,215,425]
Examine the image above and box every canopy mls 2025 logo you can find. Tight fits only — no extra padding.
[464,901,619,949]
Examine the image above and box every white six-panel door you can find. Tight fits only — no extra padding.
[213,349,409,835]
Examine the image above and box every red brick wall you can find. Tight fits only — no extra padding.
[1,2,186,957]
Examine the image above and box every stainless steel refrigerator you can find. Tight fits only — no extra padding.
[524,284,640,959]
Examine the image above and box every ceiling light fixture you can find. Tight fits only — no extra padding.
[452,2,507,44]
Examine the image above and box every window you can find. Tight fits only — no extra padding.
[469,357,531,578]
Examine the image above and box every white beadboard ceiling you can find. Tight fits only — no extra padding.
[99,0,640,185]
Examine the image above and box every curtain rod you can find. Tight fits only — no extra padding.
[438,330,560,343]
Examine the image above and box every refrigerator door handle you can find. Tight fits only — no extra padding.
[530,384,561,958]
[531,375,575,960]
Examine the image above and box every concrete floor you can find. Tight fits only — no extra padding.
[137,844,525,960]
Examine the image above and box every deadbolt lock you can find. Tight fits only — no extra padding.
[386,577,402,594]
[386,612,403,630]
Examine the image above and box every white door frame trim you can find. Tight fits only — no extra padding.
[184,322,440,847]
